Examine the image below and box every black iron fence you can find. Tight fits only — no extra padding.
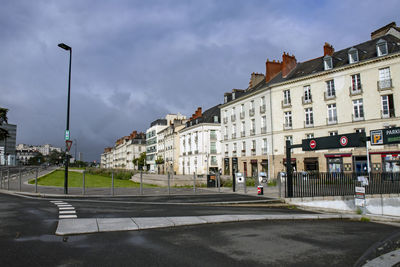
[285,172,400,198]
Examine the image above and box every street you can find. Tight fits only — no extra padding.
[0,192,399,266]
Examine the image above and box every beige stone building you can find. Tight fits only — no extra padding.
[268,23,400,177]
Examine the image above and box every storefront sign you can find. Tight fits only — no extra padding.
[355,186,365,207]
[302,133,366,151]
[371,127,400,145]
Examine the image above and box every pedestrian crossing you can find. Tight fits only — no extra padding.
[50,200,77,219]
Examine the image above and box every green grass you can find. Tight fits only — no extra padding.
[29,170,157,188]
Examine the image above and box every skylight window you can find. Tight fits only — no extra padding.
[324,55,333,70]
[348,47,359,64]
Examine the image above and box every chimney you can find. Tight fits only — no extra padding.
[265,59,282,82]
[249,72,265,88]
[282,52,297,78]
[190,107,202,121]
[323,42,334,56]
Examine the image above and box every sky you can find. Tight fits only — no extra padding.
[1,0,399,162]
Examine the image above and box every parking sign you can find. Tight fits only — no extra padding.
[370,130,383,145]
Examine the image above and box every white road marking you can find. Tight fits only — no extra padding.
[59,210,76,214]
[59,207,75,210]
[59,215,78,219]
[57,204,72,207]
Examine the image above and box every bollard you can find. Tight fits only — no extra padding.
[167,172,171,196]
[82,171,85,195]
[35,168,38,193]
[0,169,2,189]
[140,171,143,195]
[193,172,196,194]
[217,172,221,193]
[111,171,114,196]
[19,167,22,192]
[7,168,10,190]
[243,176,247,194]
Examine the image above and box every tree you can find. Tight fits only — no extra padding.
[28,152,44,166]
[155,156,164,165]
[46,150,66,165]
[133,152,146,170]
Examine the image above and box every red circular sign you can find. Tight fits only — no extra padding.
[340,136,348,147]
[309,140,316,149]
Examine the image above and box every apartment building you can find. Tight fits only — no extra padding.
[220,73,271,178]
[146,114,186,172]
[0,123,17,166]
[157,118,187,174]
[100,131,146,169]
[268,22,400,176]
[179,106,222,175]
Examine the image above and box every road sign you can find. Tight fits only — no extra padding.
[66,140,73,152]
[355,186,365,207]
[370,127,400,145]
[302,132,366,151]
[65,130,70,140]
[309,140,316,149]
[340,136,348,146]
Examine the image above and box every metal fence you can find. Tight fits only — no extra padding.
[285,172,400,198]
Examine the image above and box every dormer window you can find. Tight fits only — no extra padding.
[376,39,388,56]
[324,55,333,70]
[232,92,236,100]
[224,95,228,103]
[348,47,359,64]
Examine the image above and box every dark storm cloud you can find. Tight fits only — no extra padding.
[1,0,399,161]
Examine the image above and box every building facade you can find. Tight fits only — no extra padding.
[0,123,17,166]
[179,106,222,175]
[220,73,271,178]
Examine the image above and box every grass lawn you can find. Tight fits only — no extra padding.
[29,170,157,188]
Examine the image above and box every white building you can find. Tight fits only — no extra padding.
[146,114,186,173]
[179,106,222,175]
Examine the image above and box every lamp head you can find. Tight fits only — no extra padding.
[58,43,71,51]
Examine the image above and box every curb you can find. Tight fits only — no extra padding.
[55,213,363,236]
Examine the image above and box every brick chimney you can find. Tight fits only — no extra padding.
[265,59,282,82]
[323,42,334,56]
[282,52,297,78]
[249,72,265,88]
[191,107,202,121]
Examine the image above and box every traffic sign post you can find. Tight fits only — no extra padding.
[65,130,70,140]
[66,140,73,152]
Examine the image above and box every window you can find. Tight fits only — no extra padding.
[211,156,217,165]
[240,104,245,118]
[232,92,236,100]
[306,133,314,139]
[233,143,237,152]
[353,99,364,120]
[262,138,268,154]
[223,110,228,123]
[376,39,388,56]
[329,131,338,136]
[210,142,217,154]
[241,121,245,137]
[260,97,266,113]
[261,116,267,133]
[213,116,219,123]
[284,111,292,128]
[326,80,335,98]
[250,119,256,135]
[348,47,359,63]
[378,67,392,89]
[355,128,365,133]
[351,74,361,93]
[303,85,312,103]
[283,90,291,105]
[327,104,337,124]
[225,144,229,155]
[242,141,246,152]
[249,100,255,116]
[324,55,333,70]
[224,126,228,140]
[382,94,395,118]
[224,95,228,103]
[232,124,236,138]
[210,130,217,140]
[285,135,293,145]
[252,140,256,150]
[305,108,314,126]
[231,107,236,121]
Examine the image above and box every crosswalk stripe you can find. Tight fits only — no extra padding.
[59,207,75,210]
[59,210,76,214]
[57,204,72,207]
[59,215,77,219]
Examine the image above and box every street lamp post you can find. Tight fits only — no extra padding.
[58,43,72,195]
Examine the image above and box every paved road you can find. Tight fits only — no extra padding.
[0,192,399,266]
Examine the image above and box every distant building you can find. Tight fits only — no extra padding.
[179,105,222,175]
[0,123,17,166]
[16,143,62,165]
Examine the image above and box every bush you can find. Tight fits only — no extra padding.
[86,168,135,180]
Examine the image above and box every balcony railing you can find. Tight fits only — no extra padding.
[231,114,236,122]
[304,121,314,128]
[232,150,237,156]
[249,108,255,117]
[183,152,186,156]
[349,85,363,96]
[281,100,291,108]
[250,129,255,136]
[223,117,228,124]
[283,123,292,130]
[324,91,336,100]
[188,151,192,155]
[231,133,237,139]
[251,148,256,155]
[224,134,228,140]
[210,149,217,154]
[377,79,392,91]
[225,151,228,156]
[210,134,217,141]
[240,111,245,119]
[260,105,266,113]
[241,149,246,156]
[241,131,245,137]
[262,147,268,155]
[381,109,395,119]
[261,127,266,134]
[352,114,364,122]
[301,95,312,105]
[194,150,198,154]
[326,117,338,125]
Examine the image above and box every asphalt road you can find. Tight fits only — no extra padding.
[0,192,399,266]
